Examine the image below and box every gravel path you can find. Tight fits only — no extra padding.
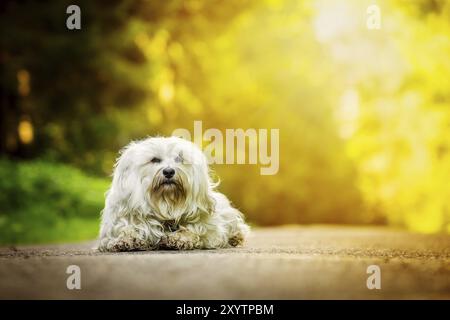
[0,226,449,299]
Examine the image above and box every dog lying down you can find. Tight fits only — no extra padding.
[98,136,250,252]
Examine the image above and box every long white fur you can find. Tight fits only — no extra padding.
[98,136,250,251]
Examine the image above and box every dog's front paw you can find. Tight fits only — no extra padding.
[162,231,201,250]
[228,232,245,247]
[115,237,148,252]
[99,236,153,252]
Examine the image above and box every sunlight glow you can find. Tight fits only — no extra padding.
[313,0,358,43]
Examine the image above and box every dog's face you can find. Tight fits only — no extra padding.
[112,136,213,220]
[144,137,195,202]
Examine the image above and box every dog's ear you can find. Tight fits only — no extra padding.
[191,152,216,215]
[108,143,142,210]
[195,180,215,215]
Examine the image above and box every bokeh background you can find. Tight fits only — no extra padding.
[1,0,449,244]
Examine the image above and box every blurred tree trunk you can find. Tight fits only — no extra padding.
[0,85,20,157]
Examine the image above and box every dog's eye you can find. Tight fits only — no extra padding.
[175,155,183,163]
[150,157,161,164]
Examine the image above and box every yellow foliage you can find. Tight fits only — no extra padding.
[130,0,450,232]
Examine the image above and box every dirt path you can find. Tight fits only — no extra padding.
[0,226,449,299]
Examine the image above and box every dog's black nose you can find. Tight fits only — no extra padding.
[163,167,175,179]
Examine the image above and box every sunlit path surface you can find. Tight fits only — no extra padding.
[1,226,448,299]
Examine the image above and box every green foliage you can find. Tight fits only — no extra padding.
[0,159,109,244]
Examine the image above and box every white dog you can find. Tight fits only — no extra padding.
[98,136,250,251]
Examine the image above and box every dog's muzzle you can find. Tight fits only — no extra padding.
[152,174,184,193]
